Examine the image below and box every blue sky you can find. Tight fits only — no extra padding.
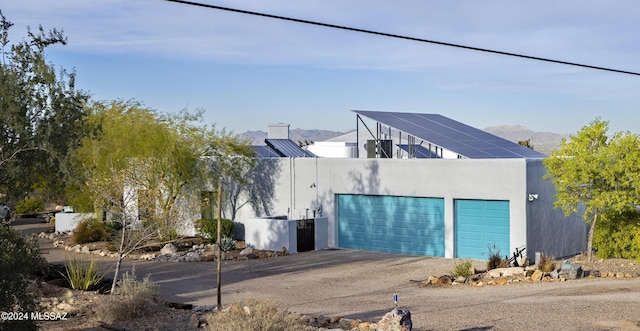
[3,1,640,134]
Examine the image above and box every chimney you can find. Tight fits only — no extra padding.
[268,123,290,139]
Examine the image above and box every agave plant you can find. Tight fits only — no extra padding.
[218,236,237,252]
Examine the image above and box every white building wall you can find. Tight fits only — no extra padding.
[306,142,357,158]
[236,158,527,258]
[232,157,587,259]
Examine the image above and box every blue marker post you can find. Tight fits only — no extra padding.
[393,293,398,309]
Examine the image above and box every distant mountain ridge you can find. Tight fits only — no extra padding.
[240,125,567,155]
[483,125,569,155]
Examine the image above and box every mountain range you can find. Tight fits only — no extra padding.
[240,125,569,155]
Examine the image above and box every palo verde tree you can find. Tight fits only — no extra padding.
[544,118,640,261]
[0,11,89,205]
[74,100,207,293]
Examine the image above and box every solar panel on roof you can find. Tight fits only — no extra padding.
[397,144,441,158]
[353,110,546,159]
[253,145,280,158]
[265,139,316,158]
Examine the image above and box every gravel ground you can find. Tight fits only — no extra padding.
[12,218,640,331]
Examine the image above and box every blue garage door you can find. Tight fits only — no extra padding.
[337,194,444,256]
[455,199,510,259]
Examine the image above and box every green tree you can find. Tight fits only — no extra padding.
[0,11,89,205]
[0,221,47,331]
[74,100,208,293]
[544,118,640,261]
[204,131,256,221]
[517,139,534,150]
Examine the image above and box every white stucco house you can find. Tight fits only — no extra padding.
[235,110,587,261]
[122,110,586,261]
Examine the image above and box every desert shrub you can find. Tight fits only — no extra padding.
[451,259,474,279]
[94,270,162,323]
[593,210,640,260]
[195,218,234,242]
[207,299,304,331]
[73,218,109,244]
[538,253,557,272]
[485,243,509,270]
[158,227,179,243]
[62,257,105,291]
[0,221,47,331]
[104,220,123,235]
[15,197,44,215]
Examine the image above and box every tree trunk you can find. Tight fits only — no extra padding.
[111,255,123,294]
[111,218,127,294]
[587,210,598,262]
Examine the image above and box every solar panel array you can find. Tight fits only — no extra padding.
[265,139,316,158]
[253,145,280,158]
[397,144,441,158]
[354,110,546,159]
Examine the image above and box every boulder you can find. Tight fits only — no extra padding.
[558,260,583,280]
[433,275,453,286]
[377,307,412,331]
[239,247,254,256]
[487,267,525,278]
[201,251,216,262]
[160,243,178,255]
[531,269,543,282]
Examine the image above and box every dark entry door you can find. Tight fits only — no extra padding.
[297,219,315,252]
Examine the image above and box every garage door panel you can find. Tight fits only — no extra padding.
[338,194,444,256]
[455,200,510,260]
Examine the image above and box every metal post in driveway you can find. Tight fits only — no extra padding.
[216,182,222,311]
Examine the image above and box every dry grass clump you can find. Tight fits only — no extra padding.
[485,243,510,270]
[94,270,163,323]
[538,253,557,272]
[207,299,305,331]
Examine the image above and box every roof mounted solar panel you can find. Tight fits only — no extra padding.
[253,145,280,158]
[353,110,546,159]
[265,139,316,158]
[397,144,441,158]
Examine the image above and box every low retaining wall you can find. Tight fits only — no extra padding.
[54,212,93,233]
[242,217,328,253]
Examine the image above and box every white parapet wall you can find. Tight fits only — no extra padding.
[55,212,93,233]
[242,217,328,254]
[314,217,328,250]
[243,217,296,253]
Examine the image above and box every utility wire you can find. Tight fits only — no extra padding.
[165,0,640,77]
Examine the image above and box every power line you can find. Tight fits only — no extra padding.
[165,0,640,77]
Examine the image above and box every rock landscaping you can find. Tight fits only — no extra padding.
[420,255,639,288]
[38,231,288,262]
[35,276,413,331]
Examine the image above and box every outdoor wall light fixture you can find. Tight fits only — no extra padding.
[528,194,539,202]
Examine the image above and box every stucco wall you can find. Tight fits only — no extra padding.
[237,158,532,259]
[55,212,93,233]
[525,159,587,259]
[242,216,329,253]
